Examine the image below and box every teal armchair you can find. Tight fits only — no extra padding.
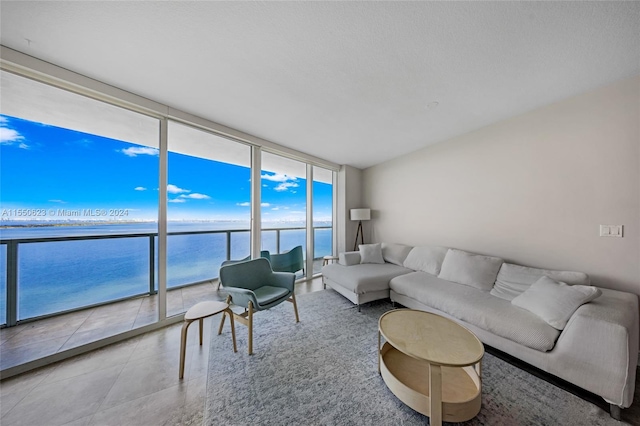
[269,245,304,275]
[215,251,270,290]
[217,257,299,354]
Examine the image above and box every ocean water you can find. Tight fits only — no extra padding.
[0,221,332,322]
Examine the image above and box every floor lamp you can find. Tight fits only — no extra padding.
[350,208,371,251]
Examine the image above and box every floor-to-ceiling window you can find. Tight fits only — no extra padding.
[260,152,307,278]
[0,70,159,326]
[312,166,334,275]
[166,121,251,316]
[0,56,338,373]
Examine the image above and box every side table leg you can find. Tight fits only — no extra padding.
[179,320,191,379]
[429,364,442,426]
[225,308,238,353]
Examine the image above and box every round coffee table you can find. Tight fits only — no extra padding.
[378,309,484,426]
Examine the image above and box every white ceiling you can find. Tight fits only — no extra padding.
[1,1,639,169]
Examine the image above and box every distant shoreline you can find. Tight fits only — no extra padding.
[0,219,330,229]
[0,221,153,229]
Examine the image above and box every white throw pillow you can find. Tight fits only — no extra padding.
[381,243,413,266]
[403,245,449,276]
[490,263,590,301]
[359,243,385,264]
[511,276,602,330]
[437,249,503,291]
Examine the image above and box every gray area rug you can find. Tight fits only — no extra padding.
[205,290,638,425]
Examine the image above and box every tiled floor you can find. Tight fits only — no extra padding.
[0,277,325,426]
[0,281,221,372]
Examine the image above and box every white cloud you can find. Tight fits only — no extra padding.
[236,202,271,207]
[274,182,299,192]
[0,117,7,125]
[167,184,190,194]
[168,198,186,203]
[48,199,66,204]
[134,187,147,191]
[271,207,279,211]
[261,172,296,183]
[0,127,28,149]
[120,146,159,157]
[179,193,211,200]
[262,184,268,187]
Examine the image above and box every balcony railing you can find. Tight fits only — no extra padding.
[0,226,332,327]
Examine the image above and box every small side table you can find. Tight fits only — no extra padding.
[322,255,339,266]
[179,300,237,379]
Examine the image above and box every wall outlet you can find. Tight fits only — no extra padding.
[600,225,623,237]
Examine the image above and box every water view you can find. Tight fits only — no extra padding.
[0,111,334,325]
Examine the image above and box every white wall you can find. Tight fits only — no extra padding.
[363,75,640,296]
[337,165,364,254]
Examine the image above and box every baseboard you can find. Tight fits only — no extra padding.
[0,315,184,380]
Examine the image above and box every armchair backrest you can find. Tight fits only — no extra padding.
[219,257,275,291]
[260,250,271,262]
[270,245,304,273]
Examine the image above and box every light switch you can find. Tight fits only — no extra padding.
[600,225,623,237]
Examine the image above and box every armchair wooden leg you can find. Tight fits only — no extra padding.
[290,293,300,323]
[248,301,254,355]
[218,295,231,335]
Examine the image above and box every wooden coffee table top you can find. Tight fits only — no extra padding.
[379,309,484,367]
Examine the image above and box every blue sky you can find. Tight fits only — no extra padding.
[0,114,332,223]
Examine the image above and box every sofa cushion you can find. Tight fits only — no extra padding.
[490,262,590,301]
[511,276,602,330]
[322,263,413,294]
[437,249,503,291]
[359,243,385,264]
[402,245,449,275]
[390,272,560,351]
[381,243,413,266]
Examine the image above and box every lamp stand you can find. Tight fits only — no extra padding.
[353,220,364,251]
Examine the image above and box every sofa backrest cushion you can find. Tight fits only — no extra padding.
[438,249,503,291]
[511,276,601,330]
[381,243,414,266]
[490,263,590,301]
[402,245,449,275]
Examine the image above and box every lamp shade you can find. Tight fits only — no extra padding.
[350,208,371,221]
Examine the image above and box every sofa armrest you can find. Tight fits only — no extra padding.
[339,251,361,266]
[550,287,639,407]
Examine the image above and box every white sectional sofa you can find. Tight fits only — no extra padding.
[321,243,639,417]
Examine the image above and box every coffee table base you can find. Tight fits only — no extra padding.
[379,342,481,424]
